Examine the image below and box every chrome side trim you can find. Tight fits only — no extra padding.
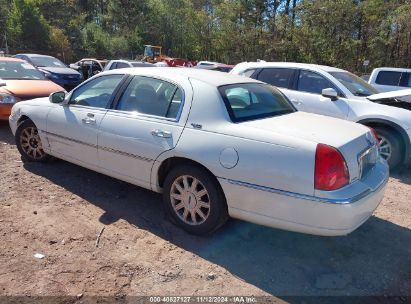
[221,176,388,205]
[43,130,153,162]
[44,131,97,148]
[99,146,153,162]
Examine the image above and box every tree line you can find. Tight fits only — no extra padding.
[1,0,411,73]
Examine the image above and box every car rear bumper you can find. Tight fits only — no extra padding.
[218,158,389,236]
[0,104,13,121]
[406,128,411,163]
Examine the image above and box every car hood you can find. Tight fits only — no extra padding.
[39,66,81,76]
[367,88,411,102]
[0,80,64,99]
[241,111,370,149]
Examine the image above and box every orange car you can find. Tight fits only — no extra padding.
[0,57,64,120]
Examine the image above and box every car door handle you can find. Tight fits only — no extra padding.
[151,129,172,138]
[291,99,303,106]
[82,113,96,125]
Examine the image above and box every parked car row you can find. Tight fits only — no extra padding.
[231,62,411,169]
[3,52,410,236]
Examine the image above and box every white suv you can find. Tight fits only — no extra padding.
[231,62,411,168]
[368,67,411,93]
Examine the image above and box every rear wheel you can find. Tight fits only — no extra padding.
[373,127,402,169]
[163,165,228,235]
[15,120,50,162]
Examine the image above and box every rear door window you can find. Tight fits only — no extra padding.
[375,71,402,86]
[257,68,295,89]
[116,76,183,119]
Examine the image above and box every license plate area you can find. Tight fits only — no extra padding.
[359,145,378,179]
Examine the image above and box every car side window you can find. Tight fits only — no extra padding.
[297,70,336,95]
[375,71,402,86]
[116,62,130,69]
[109,62,117,70]
[116,76,183,119]
[69,75,124,108]
[399,72,411,88]
[257,68,295,88]
[242,69,257,77]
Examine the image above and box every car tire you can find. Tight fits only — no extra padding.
[15,120,50,163]
[163,164,228,235]
[374,127,402,169]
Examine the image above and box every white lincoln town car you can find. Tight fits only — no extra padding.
[9,68,389,236]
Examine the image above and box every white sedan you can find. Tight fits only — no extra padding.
[9,68,389,236]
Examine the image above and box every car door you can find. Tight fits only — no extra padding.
[97,75,190,188]
[285,69,349,119]
[45,74,125,167]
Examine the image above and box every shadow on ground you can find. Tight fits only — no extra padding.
[1,122,410,296]
[22,158,411,298]
[0,121,14,145]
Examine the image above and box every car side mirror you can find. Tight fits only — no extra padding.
[322,88,338,101]
[49,91,66,104]
[0,78,6,87]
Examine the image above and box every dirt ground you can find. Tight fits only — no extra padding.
[0,121,410,301]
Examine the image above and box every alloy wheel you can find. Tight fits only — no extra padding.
[378,134,392,161]
[170,175,211,226]
[19,126,45,160]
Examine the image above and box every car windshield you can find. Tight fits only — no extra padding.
[0,61,46,80]
[329,71,379,97]
[219,83,296,122]
[31,56,66,68]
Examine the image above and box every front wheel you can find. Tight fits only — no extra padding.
[163,165,228,235]
[374,127,402,169]
[15,120,50,162]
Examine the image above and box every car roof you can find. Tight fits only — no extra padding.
[372,67,411,72]
[233,61,347,73]
[104,67,261,86]
[110,59,150,64]
[0,57,26,62]
[16,53,55,58]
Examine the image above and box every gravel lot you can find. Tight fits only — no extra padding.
[0,121,410,300]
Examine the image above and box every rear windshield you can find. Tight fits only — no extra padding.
[219,83,296,122]
[0,61,46,80]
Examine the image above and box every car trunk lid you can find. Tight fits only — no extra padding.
[241,111,379,182]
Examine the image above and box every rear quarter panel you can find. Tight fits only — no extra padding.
[152,79,317,197]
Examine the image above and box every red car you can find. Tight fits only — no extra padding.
[0,57,63,120]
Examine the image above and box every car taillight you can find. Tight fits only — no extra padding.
[315,144,349,191]
[369,127,380,146]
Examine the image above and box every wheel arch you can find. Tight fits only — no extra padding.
[17,115,32,125]
[154,156,225,195]
[357,118,410,163]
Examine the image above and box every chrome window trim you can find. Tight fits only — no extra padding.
[220,176,388,205]
[105,109,182,123]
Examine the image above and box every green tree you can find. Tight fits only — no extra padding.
[7,0,51,53]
